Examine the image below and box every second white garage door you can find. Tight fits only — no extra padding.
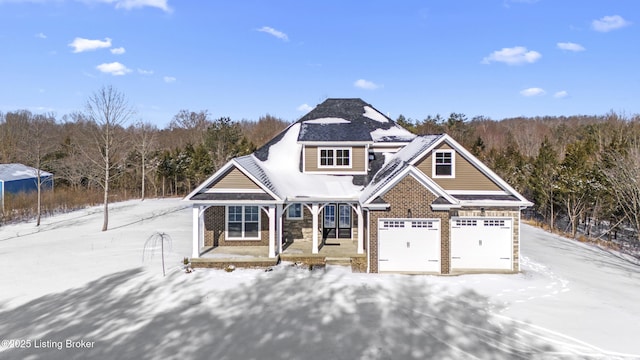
[450,218,513,271]
[378,219,441,273]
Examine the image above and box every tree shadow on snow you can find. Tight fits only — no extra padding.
[0,267,558,360]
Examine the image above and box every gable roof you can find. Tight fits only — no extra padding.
[360,134,533,207]
[186,99,532,207]
[0,163,53,182]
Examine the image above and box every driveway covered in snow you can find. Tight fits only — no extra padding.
[0,200,639,359]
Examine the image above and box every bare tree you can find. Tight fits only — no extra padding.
[604,147,640,241]
[17,112,58,226]
[132,121,158,201]
[83,86,135,231]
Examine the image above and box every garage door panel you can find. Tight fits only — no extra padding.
[378,219,440,273]
[451,218,512,270]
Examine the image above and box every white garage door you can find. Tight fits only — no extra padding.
[450,218,513,270]
[378,219,441,273]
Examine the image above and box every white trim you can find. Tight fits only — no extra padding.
[205,188,266,194]
[431,204,462,211]
[225,205,262,241]
[192,200,280,206]
[362,203,390,210]
[432,149,455,179]
[365,209,371,273]
[302,145,306,173]
[304,170,368,175]
[184,159,282,202]
[409,134,532,206]
[317,147,352,169]
[458,200,532,207]
[448,190,509,195]
[363,166,458,206]
[286,203,303,220]
[299,141,371,146]
[192,206,200,258]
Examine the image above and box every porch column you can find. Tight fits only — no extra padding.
[312,203,319,254]
[268,205,276,258]
[357,205,364,254]
[276,204,283,254]
[192,205,200,258]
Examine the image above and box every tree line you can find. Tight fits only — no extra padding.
[0,86,288,229]
[398,111,640,247]
[2,86,640,248]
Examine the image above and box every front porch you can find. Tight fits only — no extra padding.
[190,238,367,272]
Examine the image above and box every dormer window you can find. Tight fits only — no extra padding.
[433,150,455,178]
[319,147,351,168]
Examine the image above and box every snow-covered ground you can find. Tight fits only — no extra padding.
[1,199,639,359]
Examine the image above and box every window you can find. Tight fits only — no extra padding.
[455,219,477,227]
[484,219,506,227]
[286,203,303,220]
[226,205,260,240]
[382,220,405,228]
[433,150,454,177]
[318,147,351,168]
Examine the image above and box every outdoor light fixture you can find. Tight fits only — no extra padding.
[407,209,412,218]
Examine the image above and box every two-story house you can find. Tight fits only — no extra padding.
[185,98,532,274]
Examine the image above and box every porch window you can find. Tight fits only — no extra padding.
[286,203,303,220]
[319,147,351,168]
[433,150,455,178]
[226,205,260,240]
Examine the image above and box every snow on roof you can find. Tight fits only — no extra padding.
[363,106,389,123]
[302,117,351,125]
[359,135,442,202]
[256,123,363,200]
[0,163,53,182]
[370,126,417,142]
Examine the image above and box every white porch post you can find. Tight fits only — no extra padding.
[312,203,319,254]
[357,205,364,254]
[276,204,283,254]
[268,205,276,258]
[192,205,200,258]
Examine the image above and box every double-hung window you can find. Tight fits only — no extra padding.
[433,150,455,178]
[319,147,351,168]
[227,205,260,240]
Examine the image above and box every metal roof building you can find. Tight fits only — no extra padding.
[0,163,54,206]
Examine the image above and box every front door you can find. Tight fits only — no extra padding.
[323,204,351,239]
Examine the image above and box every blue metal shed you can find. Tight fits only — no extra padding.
[0,163,54,205]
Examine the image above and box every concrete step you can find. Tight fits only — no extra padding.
[325,257,352,266]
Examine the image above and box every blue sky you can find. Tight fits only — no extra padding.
[1,0,638,128]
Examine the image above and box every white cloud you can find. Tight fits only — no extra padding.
[297,103,314,112]
[163,76,176,83]
[554,90,568,98]
[96,0,172,12]
[69,37,112,53]
[482,46,541,65]
[592,15,631,32]
[257,26,289,41]
[354,79,383,90]
[557,42,585,52]
[35,32,47,39]
[110,47,126,54]
[520,87,546,97]
[138,68,154,75]
[4,0,172,12]
[96,62,132,76]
